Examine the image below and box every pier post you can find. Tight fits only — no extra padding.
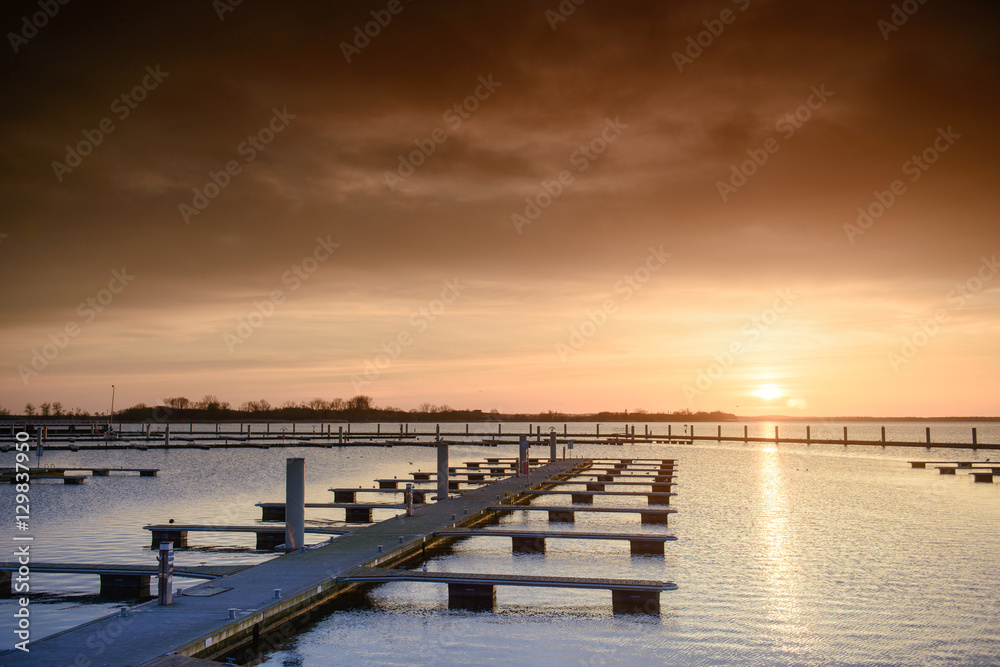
[596,424,600,437]
[668,424,671,439]
[744,425,748,444]
[339,427,343,445]
[436,424,440,442]
[285,458,305,550]
[806,425,810,443]
[774,425,779,442]
[881,426,886,443]
[518,436,529,477]
[926,427,931,444]
[157,542,173,605]
[436,442,449,500]
[843,426,848,445]
[164,424,170,446]
[973,428,977,446]
[405,484,414,516]
[718,425,722,442]
[550,432,557,462]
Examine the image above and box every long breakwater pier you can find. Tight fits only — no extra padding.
[1,420,995,451]
[1,455,679,666]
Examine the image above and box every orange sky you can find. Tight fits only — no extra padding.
[1,0,998,417]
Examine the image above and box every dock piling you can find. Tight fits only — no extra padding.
[436,442,449,500]
[285,458,305,549]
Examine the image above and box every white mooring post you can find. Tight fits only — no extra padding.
[158,542,174,605]
[286,458,305,550]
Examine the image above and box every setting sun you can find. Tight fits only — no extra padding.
[754,384,785,400]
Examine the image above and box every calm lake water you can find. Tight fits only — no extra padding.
[2,421,998,666]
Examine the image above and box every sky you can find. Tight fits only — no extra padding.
[1,0,998,417]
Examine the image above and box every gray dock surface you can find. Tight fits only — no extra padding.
[0,458,585,666]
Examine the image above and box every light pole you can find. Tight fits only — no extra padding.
[110,385,115,432]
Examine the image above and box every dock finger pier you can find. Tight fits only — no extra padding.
[1,449,680,666]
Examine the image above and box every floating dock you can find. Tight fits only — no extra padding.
[1,457,677,666]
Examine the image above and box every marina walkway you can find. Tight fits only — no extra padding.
[6,458,674,666]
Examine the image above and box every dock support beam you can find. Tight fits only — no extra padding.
[640,512,669,525]
[611,589,659,614]
[257,532,286,550]
[345,507,374,523]
[585,483,605,492]
[334,491,357,503]
[99,574,151,599]
[629,540,666,555]
[512,536,546,554]
[570,493,594,504]
[150,530,187,549]
[547,509,575,523]
[647,493,671,505]
[436,442,449,501]
[448,583,496,611]
[261,505,285,521]
[286,458,305,550]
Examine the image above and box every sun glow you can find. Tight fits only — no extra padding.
[754,384,784,400]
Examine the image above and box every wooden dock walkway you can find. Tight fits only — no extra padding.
[0,562,251,598]
[336,565,675,611]
[7,458,677,666]
[490,505,677,524]
[143,524,352,550]
[434,529,677,555]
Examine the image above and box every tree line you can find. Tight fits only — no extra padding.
[1,394,735,423]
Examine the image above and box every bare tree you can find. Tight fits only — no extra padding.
[40,402,51,416]
[24,403,35,417]
[52,402,64,416]
[164,397,191,409]
[347,395,373,411]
